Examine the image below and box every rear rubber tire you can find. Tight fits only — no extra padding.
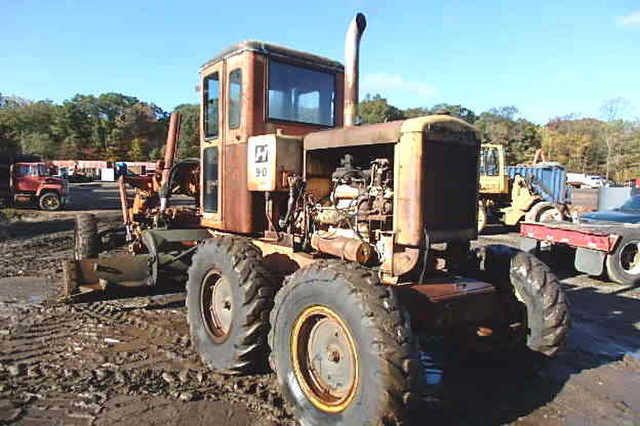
[606,235,640,285]
[525,201,563,223]
[476,245,570,357]
[74,214,99,260]
[477,200,487,233]
[186,237,276,374]
[39,192,62,211]
[268,260,420,425]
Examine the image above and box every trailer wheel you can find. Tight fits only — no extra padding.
[606,235,640,285]
[269,260,419,425]
[477,245,570,358]
[74,214,99,260]
[525,201,563,223]
[186,237,276,374]
[39,192,62,211]
[477,200,487,233]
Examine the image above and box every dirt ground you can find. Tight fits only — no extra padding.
[0,183,638,425]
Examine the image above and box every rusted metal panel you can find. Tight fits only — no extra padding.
[405,277,495,302]
[304,120,403,150]
[394,131,423,247]
[396,277,497,331]
[160,112,181,190]
[222,142,265,233]
[393,116,480,247]
[225,51,249,146]
[201,40,344,74]
[252,239,317,275]
[118,176,130,226]
[73,255,152,287]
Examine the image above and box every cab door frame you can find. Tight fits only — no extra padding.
[200,60,226,227]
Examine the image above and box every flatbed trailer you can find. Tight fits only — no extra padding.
[520,221,640,285]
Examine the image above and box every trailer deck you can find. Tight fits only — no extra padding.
[520,221,640,284]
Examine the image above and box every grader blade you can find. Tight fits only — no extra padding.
[63,255,153,296]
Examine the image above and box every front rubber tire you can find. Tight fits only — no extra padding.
[74,214,99,260]
[477,200,487,233]
[269,260,419,426]
[606,235,640,285]
[476,245,570,357]
[186,237,276,374]
[525,201,563,223]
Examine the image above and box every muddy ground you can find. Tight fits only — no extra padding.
[0,183,638,425]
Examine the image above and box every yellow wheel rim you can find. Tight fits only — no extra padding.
[291,305,359,413]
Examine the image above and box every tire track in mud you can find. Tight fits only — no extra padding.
[0,230,72,281]
[0,296,293,425]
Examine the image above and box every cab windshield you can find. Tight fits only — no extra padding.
[268,61,336,126]
[480,147,500,176]
[15,164,49,177]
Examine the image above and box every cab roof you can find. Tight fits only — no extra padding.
[200,40,344,73]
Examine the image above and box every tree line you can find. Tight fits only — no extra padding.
[0,93,199,163]
[1,92,638,181]
[360,94,639,182]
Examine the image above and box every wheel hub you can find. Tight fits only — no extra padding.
[44,196,59,209]
[307,318,355,399]
[200,271,233,341]
[291,306,358,413]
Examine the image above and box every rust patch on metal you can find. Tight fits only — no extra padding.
[303,120,403,150]
[407,278,495,302]
[310,232,373,264]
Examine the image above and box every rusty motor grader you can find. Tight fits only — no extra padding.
[66,13,569,425]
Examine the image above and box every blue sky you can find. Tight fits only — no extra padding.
[1,0,638,124]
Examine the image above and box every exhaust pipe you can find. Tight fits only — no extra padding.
[344,12,367,127]
[160,112,181,211]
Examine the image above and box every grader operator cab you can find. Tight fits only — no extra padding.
[66,13,569,425]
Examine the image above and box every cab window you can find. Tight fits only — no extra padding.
[203,146,219,213]
[229,69,242,129]
[204,73,220,138]
[480,147,500,176]
[268,61,335,126]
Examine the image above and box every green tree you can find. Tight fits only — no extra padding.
[358,94,403,124]
[428,103,478,123]
[475,106,541,165]
[542,118,604,174]
[174,104,200,159]
[0,97,61,157]
[600,98,632,181]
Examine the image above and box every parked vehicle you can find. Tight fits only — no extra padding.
[64,13,569,425]
[566,172,609,189]
[0,154,68,211]
[521,194,640,285]
[580,194,640,224]
[478,144,570,232]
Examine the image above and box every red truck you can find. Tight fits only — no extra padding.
[0,154,69,211]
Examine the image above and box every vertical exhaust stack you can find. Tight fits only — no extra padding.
[344,12,367,127]
[159,112,181,211]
